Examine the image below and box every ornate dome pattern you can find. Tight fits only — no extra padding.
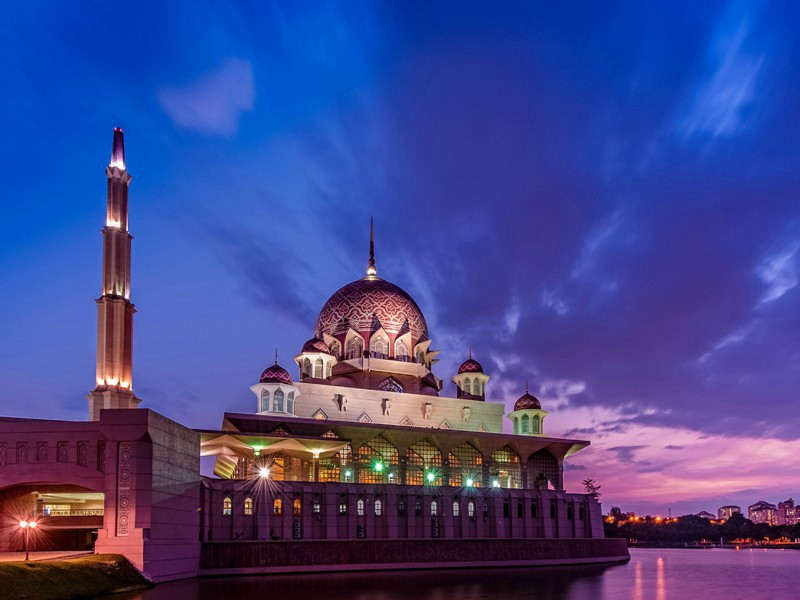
[514,392,541,411]
[458,358,483,374]
[315,277,429,341]
[260,363,292,385]
[301,337,330,354]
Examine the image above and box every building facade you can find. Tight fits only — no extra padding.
[0,129,627,581]
[717,505,742,520]
[748,501,778,525]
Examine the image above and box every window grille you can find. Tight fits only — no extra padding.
[448,443,482,487]
[406,440,442,485]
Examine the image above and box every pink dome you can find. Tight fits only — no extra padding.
[514,392,541,411]
[260,363,292,385]
[301,337,330,354]
[458,358,483,374]
[315,277,429,341]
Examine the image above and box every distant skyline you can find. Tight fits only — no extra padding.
[1,1,799,515]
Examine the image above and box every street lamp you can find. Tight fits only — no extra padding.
[19,520,37,561]
[258,467,270,479]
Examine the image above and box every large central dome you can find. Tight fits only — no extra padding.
[315,277,429,341]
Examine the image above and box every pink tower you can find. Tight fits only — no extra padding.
[87,128,140,419]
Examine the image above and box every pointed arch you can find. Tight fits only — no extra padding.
[369,330,389,358]
[378,376,404,394]
[464,378,472,394]
[260,389,270,412]
[273,389,284,412]
[406,440,442,485]
[313,358,324,378]
[521,414,530,433]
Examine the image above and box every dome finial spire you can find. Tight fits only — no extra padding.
[275,348,278,365]
[366,217,377,277]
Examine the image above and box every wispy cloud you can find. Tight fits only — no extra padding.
[757,240,799,305]
[158,58,255,136]
[676,2,765,139]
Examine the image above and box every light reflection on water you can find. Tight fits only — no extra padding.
[119,548,800,600]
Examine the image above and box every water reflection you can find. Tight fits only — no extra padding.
[118,549,800,600]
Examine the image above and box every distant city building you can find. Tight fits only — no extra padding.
[777,499,797,526]
[696,511,715,520]
[748,501,778,525]
[718,505,741,520]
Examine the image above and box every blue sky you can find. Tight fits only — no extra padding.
[1,0,799,514]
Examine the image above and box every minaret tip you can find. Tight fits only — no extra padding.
[366,216,377,277]
[275,349,279,365]
[109,127,126,170]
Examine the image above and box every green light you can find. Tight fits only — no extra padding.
[466,478,474,487]
[426,472,435,483]
[492,480,500,488]
[345,470,352,478]
[374,462,384,472]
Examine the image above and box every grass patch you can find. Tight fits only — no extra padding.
[0,553,151,600]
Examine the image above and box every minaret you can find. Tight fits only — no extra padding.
[87,128,140,420]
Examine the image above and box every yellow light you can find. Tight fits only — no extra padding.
[107,219,121,228]
[312,450,320,459]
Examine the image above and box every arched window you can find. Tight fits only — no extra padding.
[416,349,425,365]
[531,502,538,518]
[357,499,365,516]
[314,358,324,378]
[431,500,438,516]
[464,378,472,394]
[223,497,232,516]
[517,502,524,518]
[287,392,295,414]
[579,506,585,520]
[329,340,340,358]
[513,417,519,434]
[346,337,363,359]
[448,442,482,487]
[475,380,483,396]
[395,339,409,361]
[378,377,404,394]
[567,505,574,520]
[550,502,557,519]
[260,389,270,412]
[406,440,442,485]
[313,500,321,515]
[293,499,302,516]
[302,358,311,377]
[415,500,422,516]
[452,501,460,517]
[244,497,253,516]
[374,499,382,516]
[521,414,530,434]
[358,436,399,484]
[503,502,510,518]
[530,450,559,491]
[273,498,282,515]
[398,500,406,516]
[326,363,332,378]
[274,389,284,412]
[532,415,541,434]
[370,336,388,358]
[467,501,475,517]
[491,446,522,489]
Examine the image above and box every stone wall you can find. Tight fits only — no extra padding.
[200,537,630,573]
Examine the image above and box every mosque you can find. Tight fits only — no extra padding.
[0,129,628,581]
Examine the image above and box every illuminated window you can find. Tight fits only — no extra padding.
[358,436,398,484]
[357,499,365,516]
[464,378,472,394]
[490,446,521,489]
[406,440,442,485]
[483,504,489,518]
[431,500,438,516]
[347,337,364,359]
[521,414,530,434]
[314,358,323,378]
[452,501,460,517]
[398,500,406,516]
[293,499,302,516]
[244,497,253,516]
[260,390,270,412]
[415,500,422,516]
[374,499,382,516]
[273,498,283,515]
[378,376,404,394]
[468,501,475,517]
[274,389,284,412]
[530,450,559,490]
[448,443,482,487]
[395,339,409,361]
[223,497,232,516]
[370,336,388,358]
[339,501,348,515]
[287,392,295,414]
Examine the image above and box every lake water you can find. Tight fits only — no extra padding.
[120,548,800,600]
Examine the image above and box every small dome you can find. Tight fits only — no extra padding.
[514,392,541,411]
[301,337,330,354]
[458,357,483,374]
[260,363,292,385]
